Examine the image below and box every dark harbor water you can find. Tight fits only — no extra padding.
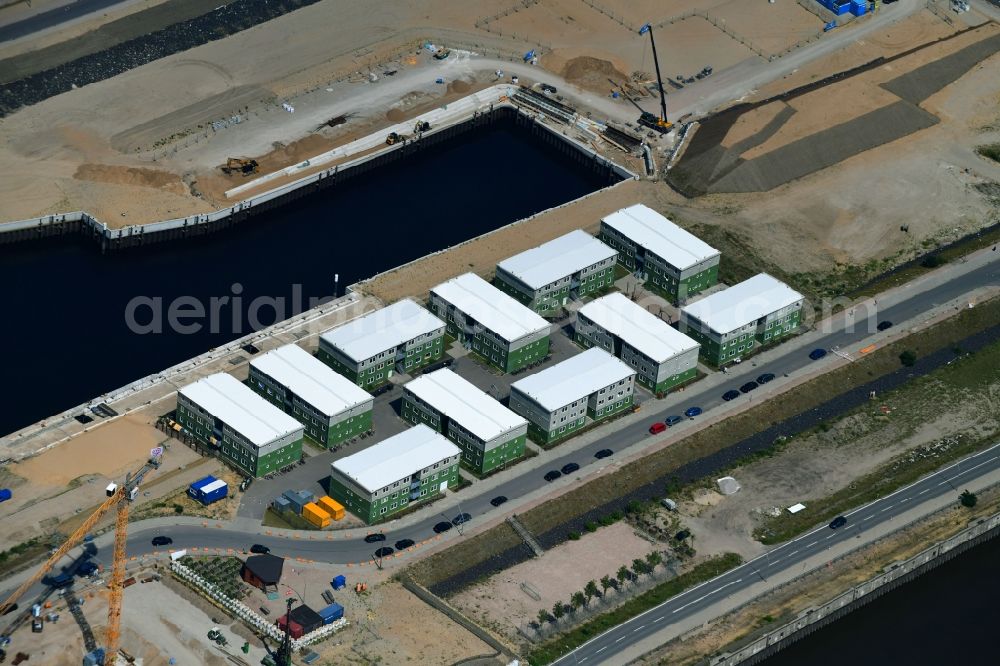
[0,117,615,436]
[764,533,1000,665]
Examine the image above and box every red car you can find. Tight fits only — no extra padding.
[649,422,667,435]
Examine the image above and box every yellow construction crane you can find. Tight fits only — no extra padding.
[0,455,162,663]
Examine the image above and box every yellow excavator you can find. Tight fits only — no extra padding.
[221,157,259,176]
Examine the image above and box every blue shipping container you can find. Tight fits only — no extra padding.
[317,603,344,624]
[0,488,11,502]
[197,479,228,505]
[332,575,347,590]
[187,475,216,500]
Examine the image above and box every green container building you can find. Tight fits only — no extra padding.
[429,272,550,373]
[328,424,462,524]
[248,344,373,448]
[600,204,720,304]
[402,368,528,474]
[176,373,303,478]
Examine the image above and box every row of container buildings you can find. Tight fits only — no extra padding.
[172,202,803,523]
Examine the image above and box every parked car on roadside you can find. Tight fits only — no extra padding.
[649,421,667,434]
[684,406,703,418]
[722,390,740,401]
[809,348,827,360]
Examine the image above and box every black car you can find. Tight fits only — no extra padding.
[453,513,472,525]
[561,462,580,475]
[544,470,562,482]
[374,547,394,558]
[757,373,775,384]
[433,521,452,534]
[364,533,386,543]
[594,449,613,459]
[395,539,415,550]
[151,536,172,547]
[829,516,848,530]
[809,348,828,360]
[722,390,740,401]
[740,381,759,393]
[490,495,508,507]
[249,544,270,554]
[877,320,893,331]
[540,83,558,93]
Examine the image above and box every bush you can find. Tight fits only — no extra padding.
[960,490,978,508]
[173,504,185,514]
[625,500,643,514]
[920,254,945,268]
[585,521,598,533]
[899,350,917,367]
[568,531,581,541]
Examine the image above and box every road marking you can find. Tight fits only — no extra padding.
[806,541,818,548]
[918,488,930,495]
[615,636,626,643]
[899,497,908,502]
[672,579,741,613]
[596,647,607,654]
[863,515,874,521]
[634,625,646,632]
[788,550,798,556]
[655,616,666,623]
[880,506,893,513]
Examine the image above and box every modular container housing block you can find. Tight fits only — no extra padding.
[494,230,618,312]
[599,204,720,303]
[679,273,804,365]
[402,368,529,474]
[317,299,445,389]
[429,272,550,373]
[576,292,700,394]
[249,344,374,448]
[176,373,303,478]
[509,347,636,444]
[328,424,461,524]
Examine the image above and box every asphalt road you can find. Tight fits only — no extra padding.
[114,255,1000,563]
[0,0,130,43]
[557,441,1000,665]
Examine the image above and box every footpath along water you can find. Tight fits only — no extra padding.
[763,534,1000,665]
[0,118,614,437]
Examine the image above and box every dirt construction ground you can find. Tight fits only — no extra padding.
[0,0,831,227]
[450,521,656,643]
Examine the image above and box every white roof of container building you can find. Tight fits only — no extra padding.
[331,424,461,493]
[251,344,372,416]
[511,347,635,412]
[178,373,302,448]
[405,369,527,442]
[431,273,550,342]
[579,292,699,363]
[681,273,804,334]
[497,230,617,290]
[200,479,228,494]
[602,204,719,271]
[319,298,444,363]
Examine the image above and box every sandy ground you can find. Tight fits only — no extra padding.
[14,414,166,486]
[361,178,655,302]
[741,78,902,159]
[0,0,830,226]
[675,31,1000,273]
[709,0,822,56]
[451,521,657,642]
[752,9,961,101]
[719,100,789,148]
[0,414,211,546]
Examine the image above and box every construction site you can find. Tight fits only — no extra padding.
[1,0,1000,665]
